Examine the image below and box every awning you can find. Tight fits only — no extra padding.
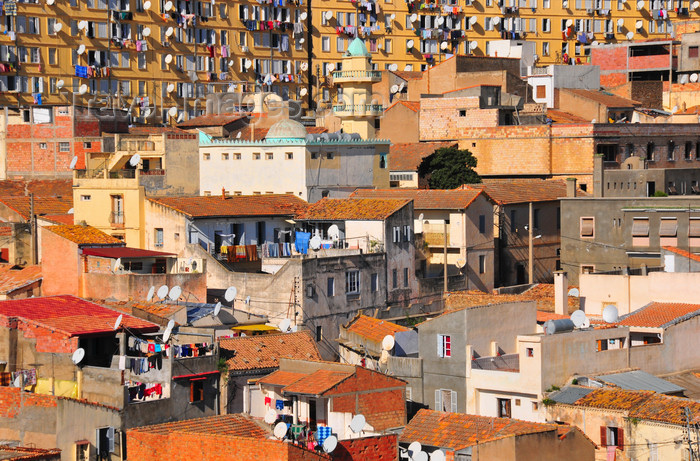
[172,371,220,380]
[659,218,678,237]
[231,324,279,331]
[632,218,650,237]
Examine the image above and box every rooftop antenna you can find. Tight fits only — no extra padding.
[430,450,446,461]
[146,286,155,302]
[213,301,222,317]
[322,435,338,453]
[390,84,399,94]
[157,285,169,301]
[169,285,182,303]
[162,319,175,343]
[273,422,288,440]
[455,258,466,270]
[279,318,291,333]
[71,348,85,365]
[129,153,141,167]
[382,335,395,352]
[309,235,322,251]
[264,409,277,424]
[328,224,340,241]
[349,414,366,434]
[69,156,78,169]
[570,310,588,329]
[113,314,123,331]
[602,305,619,323]
[408,442,424,461]
[568,288,580,297]
[112,257,122,273]
[224,286,237,303]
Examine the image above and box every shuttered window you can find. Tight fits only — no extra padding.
[659,218,677,237]
[690,218,700,237]
[580,217,594,238]
[632,218,650,237]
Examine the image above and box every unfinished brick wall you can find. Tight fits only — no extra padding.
[334,434,398,461]
[420,96,499,140]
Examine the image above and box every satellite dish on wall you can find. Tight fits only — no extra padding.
[326,63,335,72]
[626,31,634,40]
[143,0,151,8]
[264,409,277,424]
[56,79,65,89]
[280,318,291,332]
[299,87,308,97]
[328,224,340,240]
[410,13,418,22]
[440,41,448,50]
[570,310,587,328]
[113,314,123,330]
[169,285,182,301]
[325,11,333,20]
[69,156,78,169]
[568,288,580,297]
[637,0,644,8]
[165,27,174,37]
[78,20,87,30]
[390,63,398,72]
[213,302,221,316]
[408,442,423,459]
[694,0,700,7]
[469,15,478,25]
[72,348,85,365]
[309,235,322,251]
[146,286,155,302]
[224,286,237,302]
[566,19,573,27]
[46,0,55,4]
[323,435,338,453]
[273,422,288,439]
[164,0,173,10]
[53,22,62,33]
[455,258,466,269]
[142,27,151,37]
[692,73,699,83]
[350,414,366,433]
[635,20,643,28]
[470,41,478,50]
[168,106,178,117]
[300,11,307,20]
[245,59,252,69]
[390,84,399,94]
[79,84,88,95]
[301,61,309,71]
[430,451,446,461]
[77,44,86,55]
[492,16,501,24]
[382,335,395,351]
[129,153,141,167]
[617,18,624,26]
[167,83,175,93]
[436,16,444,26]
[67,208,74,214]
[162,326,172,343]
[603,305,619,323]
[112,257,122,272]
[414,452,429,461]
[157,285,169,299]
[681,74,690,84]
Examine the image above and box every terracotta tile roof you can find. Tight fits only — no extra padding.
[94,299,186,323]
[296,198,411,221]
[38,214,74,225]
[351,188,486,210]
[674,105,700,115]
[82,247,176,259]
[0,196,73,221]
[44,225,124,246]
[257,370,308,387]
[0,225,11,236]
[344,315,409,343]
[385,100,421,114]
[0,264,41,295]
[400,409,561,451]
[389,70,423,81]
[386,142,456,171]
[0,295,159,337]
[662,245,700,263]
[463,179,588,204]
[281,369,353,395]
[618,302,700,328]
[562,89,642,108]
[573,388,654,412]
[536,311,569,323]
[0,445,62,460]
[0,179,72,198]
[334,434,398,461]
[177,113,247,128]
[547,109,589,124]
[128,414,268,438]
[219,331,322,371]
[445,284,580,314]
[148,194,308,219]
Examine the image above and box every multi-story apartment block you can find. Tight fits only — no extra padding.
[0,0,694,117]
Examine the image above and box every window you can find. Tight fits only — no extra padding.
[346,270,360,294]
[222,153,229,160]
[498,398,512,417]
[437,334,451,357]
[285,152,293,160]
[75,443,89,461]
[392,268,398,289]
[48,48,57,65]
[526,347,534,357]
[316,325,322,341]
[326,152,333,159]
[686,141,693,160]
[459,109,467,117]
[532,401,540,411]
[435,388,457,412]
[510,210,517,232]
[39,142,47,149]
[392,226,401,243]
[203,153,210,160]
[322,36,330,52]
[690,46,699,58]
[254,153,261,160]
[403,267,409,287]
[403,225,411,242]
[668,141,675,161]
[580,217,594,238]
[479,255,486,274]
[265,153,273,160]
[543,42,550,56]
[581,265,595,274]
[536,85,546,99]
[327,277,335,296]
[600,426,623,450]
[659,217,678,246]
[80,195,91,201]
[58,142,70,152]
[690,218,700,247]
[371,273,378,292]
[632,217,650,247]
[155,228,163,247]
[83,141,92,149]
[189,380,204,403]
[647,142,655,161]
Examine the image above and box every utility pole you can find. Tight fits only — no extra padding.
[528,202,533,284]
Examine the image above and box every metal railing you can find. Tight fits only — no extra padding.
[110,211,125,226]
[332,104,383,113]
[472,353,520,372]
[331,70,382,79]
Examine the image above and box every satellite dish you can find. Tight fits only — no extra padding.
[69,156,78,169]
[407,39,414,48]
[273,422,288,439]
[469,15,478,25]
[694,0,700,8]
[157,285,169,299]
[72,348,85,365]
[328,224,340,240]
[327,63,335,72]
[146,286,155,302]
[692,73,699,83]
[143,0,151,8]
[169,285,182,301]
[309,235,322,251]
[570,310,587,328]
[165,53,173,64]
[143,108,151,118]
[53,22,62,33]
[382,335,395,351]
[164,0,173,10]
[349,414,366,433]
[455,258,466,269]
[390,84,399,94]
[47,0,55,4]
[418,213,424,221]
[635,20,643,28]
[162,326,172,343]
[67,208,74,214]
[300,11,307,20]
[301,61,309,71]
[440,41,448,50]
[414,452,429,461]
[165,26,174,37]
[143,27,151,37]
[565,19,573,27]
[323,435,337,453]
[391,13,396,19]
[408,442,422,458]
[603,305,619,323]
[129,153,141,167]
[436,16,444,26]
[166,83,175,93]
[77,44,86,55]
[280,318,291,332]
[168,106,178,117]
[113,314,123,330]
[673,105,679,113]
[430,451,446,461]
[390,63,398,72]
[112,257,122,272]
[213,302,221,316]
[300,88,308,97]
[264,409,277,424]
[637,0,644,7]
[592,40,599,46]
[78,20,87,30]
[236,132,242,138]
[617,18,624,26]
[79,84,88,95]
[568,288,580,297]
[591,118,597,123]
[224,286,237,302]
[492,16,501,24]
[245,296,250,304]
[166,319,175,331]
[681,74,690,84]
[470,41,478,50]
[410,13,418,22]
[626,31,634,40]
[245,59,252,69]
[325,10,333,20]
[56,79,64,89]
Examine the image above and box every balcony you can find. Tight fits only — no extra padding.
[332,104,383,117]
[331,70,382,83]
[109,211,125,227]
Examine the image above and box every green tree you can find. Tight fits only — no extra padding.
[418,146,481,189]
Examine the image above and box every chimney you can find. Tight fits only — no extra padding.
[566,178,577,198]
[593,154,604,198]
[222,187,226,200]
[554,270,568,316]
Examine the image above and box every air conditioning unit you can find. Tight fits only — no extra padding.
[241,45,249,52]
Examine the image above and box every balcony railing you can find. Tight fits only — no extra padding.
[110,211,125,226]
[117,140,157,151]
[332,104,383,114]
[472,353,520,372]
[331,70,382,80]
[109,169,136,179]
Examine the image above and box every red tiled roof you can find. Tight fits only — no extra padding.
[463,179,588,204]
[334,434,398,461]
[674,105,700,115]
[0,445,62,460]
[82,247,176,259]
[618,302,700,328]
[38,214,74,225]
[344,315,409,343]
[387,142,456,171]
[281,369,353,395]
[219,331,322,371]
[44,225,125,246]
[389,70,423,81]
[536,311,569,323]
[400,409,562,451]
[351,188,487,210]
[177,113,247,128]
[573,388,655,412]
[0,265,41,295]
[385,100,421,114]
[128,414,268,438]
[0,179,72,198]
[257,370,308,387]
[562,89,642,107]
[0,196,73,221]
[128,125,187,135]
[148,194,308,218]
[0,295,159,337]
[95,299,185,322]
[547,109,589,124]
[445,284,580,315]
[296,198,411,221]
[662,246,700,263]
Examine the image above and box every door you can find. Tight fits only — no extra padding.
[498,398,512,418]
[309,399,317,431]
[111,195,124,225]
[647,181,655,197]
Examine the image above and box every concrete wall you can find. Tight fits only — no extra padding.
[377,102,420,144]
[601,167,700,198]
[40,227,80,296]
[80,272,206,303]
